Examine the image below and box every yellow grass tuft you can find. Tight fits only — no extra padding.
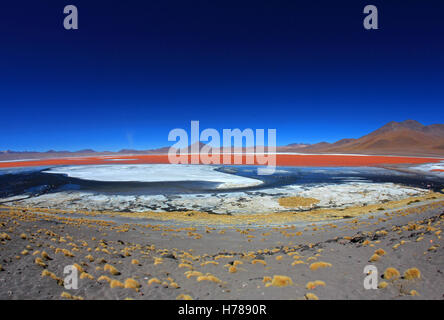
[131,259,141,266]
[309,262,332,271]
[369,254,380,262]
[185,270,203,279]
[378,281,388,289]
[61,292,83,300]
[228,266,237,273]
[34,257,47,268]
[410,290,420,296]
[251,259,267,266]
[110,279,125,288]
[124,278,141,291]
[97,275,111,283]
[291,260,305,266]
[73,263,84,273]
[104,263,120,275]
[41,251,51,260]
[267,275,293,287]
[60,248,75,257]
[305,293,319,300]
[80,272,94,280]
[85,254,94,262]
[0,233,11,240]
[263,276,272,283]
[176,294,193,300]
[383,267,400,280]
[233,260,243,267]
[403,268,421,280]
[196,275,221,283]
[374,248,386,256]
[201,261,218,266]
[148,277,161,285]
[306,280,326,290]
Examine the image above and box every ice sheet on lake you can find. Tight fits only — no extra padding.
[43,164,263,189]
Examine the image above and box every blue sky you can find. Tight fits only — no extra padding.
[0,0,443,151]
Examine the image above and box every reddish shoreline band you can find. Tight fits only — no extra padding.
[0,154,442,169]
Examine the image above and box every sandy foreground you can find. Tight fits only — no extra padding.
[0,196,443,300]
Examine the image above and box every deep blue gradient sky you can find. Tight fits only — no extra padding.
[0,0,443,151]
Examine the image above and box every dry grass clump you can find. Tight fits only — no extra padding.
[73,263,84,273]
[196,275,221,283]
[41,251,51,260]
[61,292,83,300]
[201,261,219,266]
[378,281,388,289]
[148,277,161,285]
[369,254,380,262]
[374,248,386,256]
[97,275,111,283]
[403,268,421,280]
[131,259,140,266]
[263,276,272,283]
[176,294,193,300]
[278,196,320,208]
[124,278,141,291]
[306,280,326,290]
[292,260,305,266]
[110,279,125,288]
[41,270,64,285]
[34,257,47,268]
[304,293,319,300]
[56,248,75,257]
[104,264,120,275]
[232,260,243,267]
[80,272,94,280]
[251,259,267,266]
[0,233,11,240]
[228,266,237,273]
[383,267,400,280]
[85,254,94,262]
[185,271,203,279]
[265,275,293,287]
[309,262,332,271]
[410,290,420,296]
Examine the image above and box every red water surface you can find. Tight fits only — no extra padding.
[0,154,442,168]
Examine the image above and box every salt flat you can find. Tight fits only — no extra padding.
[44,164,263,189]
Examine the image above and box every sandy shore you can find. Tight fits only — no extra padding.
[0,197,443,300]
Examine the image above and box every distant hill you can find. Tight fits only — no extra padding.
[288,120,444,156]
[1,120,443,161]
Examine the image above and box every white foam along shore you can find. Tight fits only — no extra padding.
[43,164,263,189]
[409,160,444,177]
